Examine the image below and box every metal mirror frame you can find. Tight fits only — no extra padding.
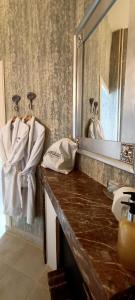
[73,0,135,174]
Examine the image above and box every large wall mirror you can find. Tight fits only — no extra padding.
[73,0,135,173]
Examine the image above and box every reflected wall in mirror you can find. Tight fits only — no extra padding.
[83,0,129,142]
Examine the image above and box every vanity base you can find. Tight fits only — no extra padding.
[48,220,93,300]
[41,168,135,299]
[48,269,74,300]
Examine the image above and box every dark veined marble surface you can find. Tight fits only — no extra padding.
[41,167,135,300]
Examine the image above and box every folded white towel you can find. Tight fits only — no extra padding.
[41,138,78,174]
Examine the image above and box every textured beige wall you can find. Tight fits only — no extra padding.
[0,61,6,127]
[0,0,75,240]
[76,0,135,187]
[0,0,75,147]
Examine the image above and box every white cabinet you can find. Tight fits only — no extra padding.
[45,190,57,270]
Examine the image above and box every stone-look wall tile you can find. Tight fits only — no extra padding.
[1,0,75,147]
[78,153,135,188]
[0,0,75,240]
[75,0,84,27]
[84,0,95,10]
[76,0,95,26]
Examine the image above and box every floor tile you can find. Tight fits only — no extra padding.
[38,265,52,287]
[0,265,33,300]
[0,232,51,300]
[25,283,51,300]
[0,233,26,262]
[11,243,45,280]
[0,258,10,280]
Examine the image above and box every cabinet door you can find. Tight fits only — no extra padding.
[60,225,93,300]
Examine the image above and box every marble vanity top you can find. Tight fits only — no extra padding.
[40,167,135,300]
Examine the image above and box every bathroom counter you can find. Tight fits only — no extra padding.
[40,167,135,300]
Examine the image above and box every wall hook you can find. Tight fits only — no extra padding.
[27,92,36,110]
[94,101,98,115]
[12,95,21,112]
[89,98,94,113]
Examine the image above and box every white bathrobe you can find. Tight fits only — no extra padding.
[93,119,104,140]
[17,117,45,224]
[87,119,95,139]
[87,118,104,139]
[0,118,29,217]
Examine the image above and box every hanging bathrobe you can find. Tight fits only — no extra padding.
[0,118,29,217]
[17,117,45,224]
[85,118,95,138]
[93,119,104,140]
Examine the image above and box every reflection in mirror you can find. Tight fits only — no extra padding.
[83,0,129,142]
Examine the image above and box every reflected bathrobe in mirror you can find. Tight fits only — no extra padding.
[0,118,29,217]
[85,118,104,139]
[17,117,45,224]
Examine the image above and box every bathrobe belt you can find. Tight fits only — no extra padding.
[17,168,36,224]
[3,161,21,175]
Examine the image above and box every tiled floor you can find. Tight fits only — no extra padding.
[0,232,51,300]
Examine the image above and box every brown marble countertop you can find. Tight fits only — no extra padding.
[40,167,135,300]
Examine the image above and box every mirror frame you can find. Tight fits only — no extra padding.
[73,0,135,174]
